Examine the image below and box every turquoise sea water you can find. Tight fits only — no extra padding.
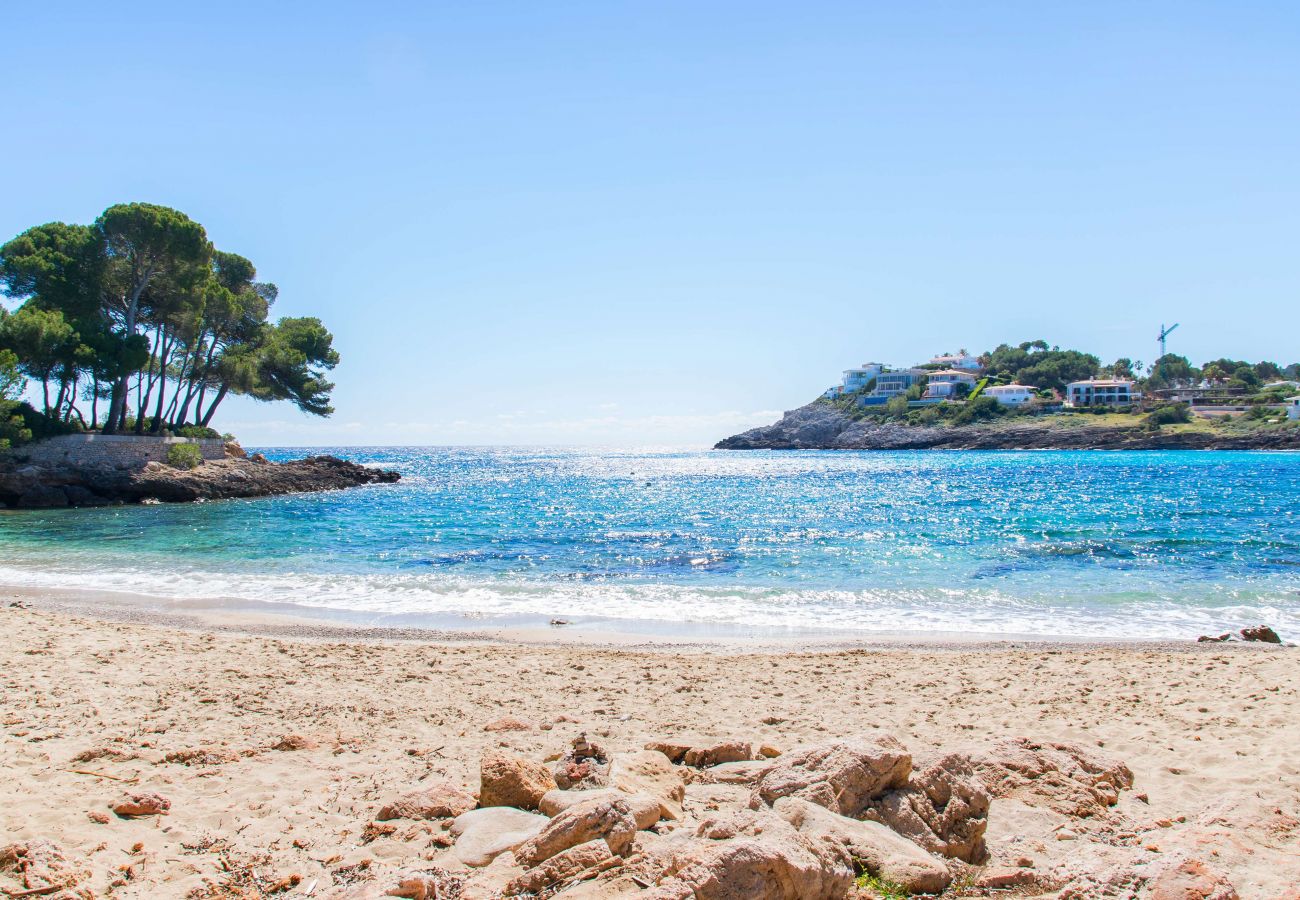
[2,448,1298,641]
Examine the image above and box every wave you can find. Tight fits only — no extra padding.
[1,562,1295,642]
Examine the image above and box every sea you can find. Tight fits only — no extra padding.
[2,447,1298,642]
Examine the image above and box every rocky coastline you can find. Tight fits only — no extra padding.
[716,401,1300,451]
[0,447,400,509]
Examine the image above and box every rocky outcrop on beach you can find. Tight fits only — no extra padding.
[0,452,400,508]
[715,400,1300,450]
[261,729,1181,900]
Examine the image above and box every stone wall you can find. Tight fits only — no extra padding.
[13,434,226,468]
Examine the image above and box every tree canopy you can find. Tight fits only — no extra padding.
[0,203,338,435]
[980,341,1101,392]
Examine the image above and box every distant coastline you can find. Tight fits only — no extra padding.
[716,400,1300,450]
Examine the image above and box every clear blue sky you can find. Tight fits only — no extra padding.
[5,1,1298,446]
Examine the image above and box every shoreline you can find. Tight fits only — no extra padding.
[0,583,1266,653]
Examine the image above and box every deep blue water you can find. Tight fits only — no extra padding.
[2,447,1298,639]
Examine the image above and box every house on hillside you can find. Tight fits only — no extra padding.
[861,369,926,405]
[823,362,885,400]
[1065,378,1137,408]
[842,363,885,392]
[984,384,1035,406]
[1288,396,1300,421]
[922,370,978,400]
[929,352,982,372]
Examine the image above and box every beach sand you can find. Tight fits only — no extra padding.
[2,593,1297,898]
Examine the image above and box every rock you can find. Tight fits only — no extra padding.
[774,797,951,894]
[716,399,1300,451]
[642,809,854,900]
[0,840,90,893]
[377,780,477,821]
[540,789,662,829]
[112,792,171,817]
[87,810,110,824]
[16,484,68,508]
[702,760,777,784]
[1148,858,1239,900]
[164,746,240,766]
[514,796,639,867]
[483,716,535,733]
[610,749,687,820]
[758,744,782,758]
[553,733,612,790]
[62,484,108,507]
[385,866,465,899]
[554,875,644,897]
[480,750,557,810]
[271,733,318,751]
[964,738,1133,817]
[748,733,911,817]
[505,839,615,895]
[0,453,398,507]
[450,807,548,867]
[645,737,753,767]
[1239,625,1281,644]
[975,867,1040,889]
[861,750,990,862]
[223,440,247,459]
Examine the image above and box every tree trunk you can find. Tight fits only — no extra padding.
[198,383,229,427]
[103,266,154,434]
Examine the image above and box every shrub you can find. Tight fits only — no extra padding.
[166,442,204,470]
[1144,403,1193,427]
[175,424,222,439]
[951,395,1006,425]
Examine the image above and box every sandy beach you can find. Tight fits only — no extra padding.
[2,591,1297,899]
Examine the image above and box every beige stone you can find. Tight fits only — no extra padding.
[749,733,910,817]
[377,780,477,821]
[505,839,614,895]
[514,796,638,867]
[610,749,686,821]
[540,789,661,829]
[862,750,990,862]
[479,750,557,810]
[775,797,951,894]
[451,807,548,867]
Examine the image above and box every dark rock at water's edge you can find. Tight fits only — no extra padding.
[0,453,400,509]
[715,402,1300,451]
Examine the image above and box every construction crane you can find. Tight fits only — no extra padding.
[1158,323,1180,359]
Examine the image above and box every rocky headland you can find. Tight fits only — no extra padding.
[716,401,1300,450]
[0,447,400,509]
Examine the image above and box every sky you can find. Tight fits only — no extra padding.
[4,1,1298,446]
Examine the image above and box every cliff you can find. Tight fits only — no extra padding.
[715,401,1300,451]
[0,452,400,508]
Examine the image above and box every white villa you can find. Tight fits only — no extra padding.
[928,352,982,372]
[1065,378,1137,408]
[984,384,1035,406]
[923,369,978,400]
[1288,396,1300,421]
[824,362,885,398]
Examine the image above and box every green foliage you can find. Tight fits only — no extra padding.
[884,395,910,418]
[249,317,339,416]
[0,203,339,433]
[174,424,222,439]
[950,395,1007,425]
[854,871,910,899]
[0,347,24,401]
[165,442,204,470]
[1144,403,1193,427]
[982,340,1100,391]
[1148,354,1199,387]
